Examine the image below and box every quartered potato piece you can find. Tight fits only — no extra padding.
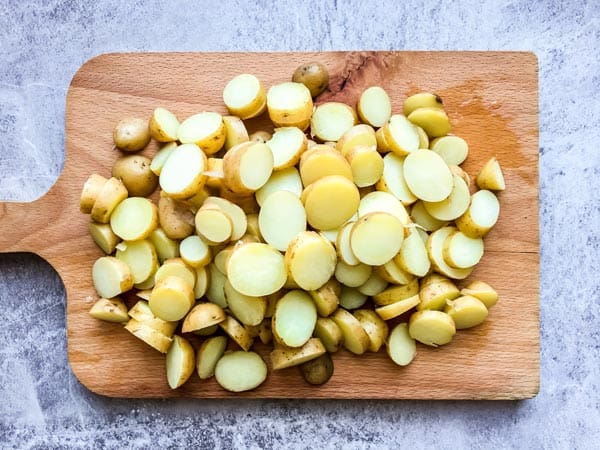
[476,157,506,191]
[89,297,129,323]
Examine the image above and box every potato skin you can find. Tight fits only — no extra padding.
[112,155,158,197]
[300,353,334,385]
[158,196,195,240]
[113,117,151,152]
[292,62,329,97]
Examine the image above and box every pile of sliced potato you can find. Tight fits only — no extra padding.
[82,61,506,393]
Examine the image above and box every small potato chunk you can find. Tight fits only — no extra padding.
[350,212,404,266]
[150,142,177,176]
[408,310,456,347]
[219,315,254,351]
[358,191,410,225]
[194,266,209,299]
[159,143,207,199]
[223,142,274,194]
[331,308,370,355]
[311,102,358,142]
[383,114,420,156]
[410,201,447,232]
[115,239,158,284]
[345,145,384,188]
[377,153,417,205]
[227,243,287,297]
[149,275,194,322]
[336,124,377,158]
[460,280,498,309]
[292,62,329,97]
[204,196,248,241]
[338,286,368,309]
[267,82,313,129]
[309,278,341,317]
[303,175,360,230]
[387,323,416,366]
[223,74,267,120]
[442,230,484,269]
[373,279,419,306]
[215,351,267,392]
[313,317,343,352]
[179,235,211,268]
[357,272,388,296]
[89,297,128,323]
[166,335,195,389]
[92,256,134,298]
[476,157,506,191]
[357,86,392,128]
[336,221,359,266]
[223,115,250,150]
[89,222,120,254]
[194,205,233,245]
[353,309,389,352]
[177,112,225,155]
[273,290,317,347]
[270,338,326,370]
[423,175,470,221]
[408,107,451,138]
[418,273,460,311]
[375,294,420,321]
[375,259,415,285]
[149,107,180,142]
[455,190,500,238]
[427,227,473,280]
[90,177,128,224]
[403,149,453,202]
[299,145,353,187]
[196,335,228,380]
[255,166,303,207]
[430,135,469,166]
[285,231,337,291]
[112,155,158,197]
[445,295,488,329]
[335,261,372,288]
[375,127,391,153]
[266,127,307,170]
[154,258,196,289]
[157,196,195,240]
[259,190,307,251]
[403,92,444,117]
[113,117,150,152]
[80,174,107,213]
[182,302,226,333]
[224,281,267,327]
[124,319,173,353]
[395,228,431,277]
[301,353,334,385]
[110,197,158,241]
[128,300,178,336]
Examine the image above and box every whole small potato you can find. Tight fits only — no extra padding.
[300,353,334,385]
[113,117,151,152]
[292,62,329,97]
[112,155,158,197]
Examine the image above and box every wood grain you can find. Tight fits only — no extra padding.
[0,52,539,399]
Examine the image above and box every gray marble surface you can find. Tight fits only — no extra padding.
[0,1,598,448]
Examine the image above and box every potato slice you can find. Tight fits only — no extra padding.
[223,74,267,119]
[89,222,120,254]
[387,323,416,366]
[194,206,233,245]
[115,239,158,284]
[415,125,429,149]
[80,174,107,213]
[92,256,134,298]
[379,155,417,205]
[395,228,431,277]
[213,246,233,275]
[201,196,247,241]
[159,144,207,199]
[430,135,468,166]
[219,315,254,351]
[215,351,267,392]
[445,295,488,329]
[90,177,128,223]
[455,190,500,238]
[442,230,484,269]
[357,86,392,128]
[245,213,263,242]
[255,167,303,207]
[335,221,359,266]
[224,281,267,327]
[193,266,209,299]
[375,127,391,153]
[285,231,337,291]
[270,338,326,370]
[89,297,128,323]
[350,212,404,266]
[134,274,155,290]
[309,278,340,317]
[223,142,274,194]
[196,335,228,380]
[149,107,180,142]
[418,273,460,311]
[460,280,498,309]
[336,124,377,157]
[194,324,218,336]
[150,275,194,322]
[124,319,173,353]
[358,191,410,225]
[157,196,195,240]
[427,227,474,280]
[476,157,506,191]
[357,272,388,296]
[382,114,420,156]
[408,107,451,138]
[373,279,419,306]
[345,145,384,188]
[335,261,372,288]
[303,175,360,230]
[410,201,447,231]
[423,175,470,221]
[227,242,287,297]
[272,290,317,347]
[409,310,455,346]
[300,353,334,385]
[182,302,225,333]
[265,127,307,170]
[259,190,307,251]
[310,102,358,141]
[206,263,228,308]
[353,309,389,352]
[449,164,471,187]
[299,145,353,187]
[110,197,158,242]
[267,82,313,129]
[177,112,225,155]
[166,335,195,389]
[331,309,370,355]
[204,157,224,189]
[375,259,415,285]
[313,317,343,352]
[179,235,211,268]
[154,257,196,289]
[128,300,178,336]
[221,115,249,151]
[403,149,453,202]
[403,92,444,116]
[339,286,368,309]
[150,142,177,176]
[375,294,420,321]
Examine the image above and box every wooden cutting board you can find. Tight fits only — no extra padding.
[0,52,539,399]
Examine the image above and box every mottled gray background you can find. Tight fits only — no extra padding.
[0,1,598,449]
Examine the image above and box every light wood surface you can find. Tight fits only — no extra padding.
[0,52,539,399]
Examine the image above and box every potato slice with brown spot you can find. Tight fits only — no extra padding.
[89,297,129,323]
[182,302,226,333]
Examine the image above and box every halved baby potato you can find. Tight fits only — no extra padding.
[285,231,337,291]
[382,114,420,156]
[259,190,307,251]
[313,317,343,352]
[357,86,392,128]
[115,239,158,285]
[196,335,228,379]
[403,149,453,202]
[89,222,120,254]
[110,197,158,241]
[124,319,173,353]
[177,112,225,155]
[227,242,287,297]
[223,74,267,119]
[159,144,207,199]
[311,102,357,142]
[215,351,267,392]
[387,323,416,366]
[444,295,488,329]
[350,212,404,266]
[182,302,226,333]
[460,280,498,309]
[417,273,460,311]
[403,92,444,116]
[223,142,274,194]
[272,290,317,348]
[455,190,500,238]
[267,82,313,129]
[166,335,195,389]
[80,174,107,214]
[149,275,194,322]
[302,175,360,231]
[266,127,307,170]
[408,310,456,347]
[149,107,180,142]
[336,124,377,157]
[92,256,134,298]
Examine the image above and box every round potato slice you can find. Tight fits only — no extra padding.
[267,82,313,129]
[442,230,484,269]
[224,281,267,327]
[204,196,248,241]
[270,338,326,370]
[313,317,343,352]
[331,309,370,355]
[408,310,456,347]
[179,235,211,268]
[335,221,360,266]
[373,279,419,306]
[455,190,500,238]
[177,112,225,155]
[89,222,120,255]
[194,266,209,299]
[427,227,474,280]
[149,275,194,322]
[383,114,420,156]
[403,92,444,116]
[150,142,177,176]
[403,149,453,202]
[299,145,353,187]
[357,272,388,296]
[303,175,360,230]
[407,107,451,138]
[196,335,228,380]
[338,286,368,310]
[311,102,358,141]
[336,124,377,157]
[357,86,392,128]
[194,206,233,245]
[92,256,134,298]
[223,74,267,120]
[335,261,372,288]
[375,294,420,321]
[223,142,274,194]
[266,127,307,170]
[345,145,384,188]
[222,115,250,151]
[387,323,416,366]
[430,135,468,166]
[154,258,196,289]
[206,263,228,308]
[375,259,415,285]
[445,295,489,329]
[358,191,410,225]
[377,153,417,205]
[423,175,470,221]
[215,351,267,392]
[159,144,207,199]
[227,243,287,297]
[410,201,447,231]
[259,190,307,251]
[149,107,180,142]
[273,290,317,347]
[115,239,158,284]
[255,166,303,207]
[350,212,404,266]
[415,125,429,149]
[309,278,340,317]
[375,127,391,153]
[285,231,337,291]
[124,319,173,353]
[395,228,431,277]
[110,197,158,241]
[166,335,195,389]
